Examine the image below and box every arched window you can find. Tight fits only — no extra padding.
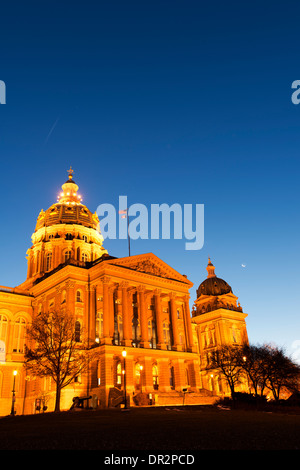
[64,250,72,262]
[152,364,159,390]
[148,319,157,348]
[132,315,140,347]
[81,253,88,262]
[76,290,82,303]
[96,312,103,342]
[135,363,141,385]
[46,252,52,271]
[75,321,81,342]
[0,314,8,343]
[231,325,239,343]
[13,317,26,353]
[163,322,171,349]
[117,315,123,343]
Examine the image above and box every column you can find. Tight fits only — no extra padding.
[169,293,180,351]
[184,295,195,352]
[138,286,150,348]
[108,286,115,339]
[40,246,45,273]
[102,276,112,344]
[89,284,97,344]
[154,290,166,350]
[121,282,132,347]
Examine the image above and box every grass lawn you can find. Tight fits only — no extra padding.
[0,405,299,451]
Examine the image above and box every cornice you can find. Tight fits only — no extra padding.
[192,308,248,324]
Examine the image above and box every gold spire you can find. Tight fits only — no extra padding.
[206,257,216,278]
[68,166,74,180]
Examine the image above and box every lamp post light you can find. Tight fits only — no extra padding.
[122,348,128,409]
[140,365,143,393]
[10,370,17,416]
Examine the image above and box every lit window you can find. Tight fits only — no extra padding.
[64,250,71,262]
[96,312,103,340]
[135,363,141,385]
[117,315,123,343]
[116,362,122,385]
[152,364,159,389]
[148,319,157,348]
[76,290,82,302]
[13,317,26,353]
[0,314,8,343]
[75,321,81,342]
[163,322,171,348]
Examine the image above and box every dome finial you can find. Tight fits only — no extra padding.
[68,166,74,180]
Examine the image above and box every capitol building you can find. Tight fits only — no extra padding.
[0,170,249,415]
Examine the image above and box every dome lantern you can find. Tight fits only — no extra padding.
[57,167,82,205]
[206,257,216,278]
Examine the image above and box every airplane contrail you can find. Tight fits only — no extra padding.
[45,117,59,144]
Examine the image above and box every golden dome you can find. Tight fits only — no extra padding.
[35,167,100,232]
[25,168,107,283]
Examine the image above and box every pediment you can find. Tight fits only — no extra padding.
[106,253,192,286]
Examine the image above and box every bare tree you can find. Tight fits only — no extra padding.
[240,342,300,400]
[239,343,270,397]
[263,344,300,401]
[208,345,245,399]
[24,309,96,412]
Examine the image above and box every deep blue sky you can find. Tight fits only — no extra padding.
[0,1,299,361]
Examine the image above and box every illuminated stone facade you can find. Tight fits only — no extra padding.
[0,171,249,415]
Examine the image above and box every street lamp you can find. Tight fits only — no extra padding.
[140,365,143,393]
[10,370,17,416]
[122,349,128,409]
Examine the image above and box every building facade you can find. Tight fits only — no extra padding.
[0,171,249,415]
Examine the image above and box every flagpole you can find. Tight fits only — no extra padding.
[127,210,130,257]
[119,209,130,257]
